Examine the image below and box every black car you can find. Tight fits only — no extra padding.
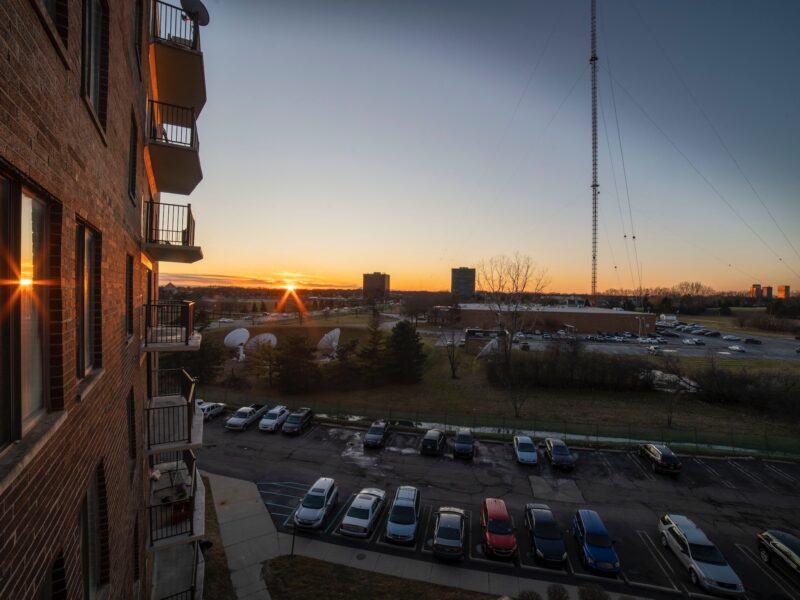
[757,530,800,583]
[420,429,446,456]
[544,438,575,470]
[638,443,682,475]
[363,420,390,448]
[524,503,567,567]
[452,428,475,459]
[281,408,313,434]
[744,338,762,345]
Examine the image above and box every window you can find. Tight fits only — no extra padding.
[81,464,109,598]
[82,0,109,128]
[132,519,140,582]
[128,116,138,202]
[125,255,134,338]
[133,0,144,69]
[40,0,69,47]
[76,222,100,378]
[38,552,67,600]
[1,176,50,449]
[126,388,136,461]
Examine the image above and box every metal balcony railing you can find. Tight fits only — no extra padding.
[148,451,197,544]
[148,100,197,149]
[157,542,200,600]
[151,0,200,51]
[143,301,195,347]
[145,201,196,247]
[146,369,197,449]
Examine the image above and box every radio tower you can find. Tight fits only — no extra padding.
[590,0,599,305]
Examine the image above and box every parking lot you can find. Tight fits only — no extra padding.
[199,420,800,599]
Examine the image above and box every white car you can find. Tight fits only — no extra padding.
[339,488,386,537]
[727,345,745,353]
[259,405,290,432]
[294,477,339,530]
[722,335,741,342]
[513,436,538,465]
[200,402,226,421]
[682,338,696,345]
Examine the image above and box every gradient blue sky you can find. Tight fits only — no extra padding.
[163,0,800,292]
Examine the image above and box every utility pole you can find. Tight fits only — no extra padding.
[590,0,599,305]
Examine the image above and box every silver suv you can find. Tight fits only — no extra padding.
[658,514,745,596]
[293,477,338,530]
[385,486,421,544]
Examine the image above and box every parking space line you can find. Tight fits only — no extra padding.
[727,460,776,493]
[325,493,355,534]
[763,463,798,483]
[627,453,656,481]
[264,501,298,511]
[258,490,304,500]
[282,507,298,528]
[693,458,736,489]
[519,562,570,577]
[416,506,432,553]
[270,512,291,518]
[257,481,309,491]
[736,543,800,598]
[636,530,679,590]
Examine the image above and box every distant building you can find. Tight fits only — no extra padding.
[451,267,476,297]
[749,284,762,299]
[777,285,791,300]
[363,272,390,301]
[763,286,773,300]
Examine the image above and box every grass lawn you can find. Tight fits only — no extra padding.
[199,341,799,437]
[202,476,237,600]
[264,556,497,600]
[686,308,799,339]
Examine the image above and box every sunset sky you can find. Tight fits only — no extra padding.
[162,0,800,293]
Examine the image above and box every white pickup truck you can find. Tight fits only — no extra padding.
[225,404,268,431]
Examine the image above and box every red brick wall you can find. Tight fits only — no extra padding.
[0,0,155,597]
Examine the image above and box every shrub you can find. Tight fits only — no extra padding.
[518,591,543,600]
[578,584,610,600]
[546,584,570,600]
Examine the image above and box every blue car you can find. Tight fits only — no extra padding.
[572,509,620,574]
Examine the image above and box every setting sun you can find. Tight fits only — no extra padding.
[19,278,33,287]
[284,283,296,291]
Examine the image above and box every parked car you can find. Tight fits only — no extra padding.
[520,341,531,351]
[340,488,386,537]
[756,530,800,584]
[282,407,313,435]
[524,503,567,567]
[453,428,475,459]
[727,345,745,353]
[432,507,466,560]
[513,435,538,465]
[420,429,446,456]
[225,404,269,431]
[293,477,339,529]
[544,438,575,470]
[258,405,289,432]
[682,338,697,346]
[705,331,721,337]
[639,443,682,475]
[572,509,620,574]
[200,402,226,421]
[744,338,762,345]
[363,420,390,448]
[658,514,744,596]
[722,335,741,342]
[385,486,421,544]
[692,338,706,346]
[480,498,517,559]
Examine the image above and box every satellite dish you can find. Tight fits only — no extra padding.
[180,0,210,26]
[224,328,250,348]
[317,328,341,357]
[246,333,278,351]
[476,338,499,359]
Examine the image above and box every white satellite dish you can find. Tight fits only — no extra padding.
[476,338,499,359]
[180,0,210,26]
[246,333,277,351]
[317,328,341,357]
[224,328,250,361]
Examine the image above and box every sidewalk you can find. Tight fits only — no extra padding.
[204,471,648,600]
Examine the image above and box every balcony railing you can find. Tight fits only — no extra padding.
[144,301,196,347]
[148,100,197,149]
[152,540,202,600]
[148,451,197,544]
[146,369,197,450]
[151,0,200,51]
[146,201,195,247]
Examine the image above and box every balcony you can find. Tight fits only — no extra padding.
[151,540,204,600]
[144,201,203,263]
[143,301,202,352]
[146,369,203,454]
[150,0,206,112]
[147,450,206,551]
[146,100,203,195]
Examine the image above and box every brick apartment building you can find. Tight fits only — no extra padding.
[1,0,208,598]
[362,272,390,301]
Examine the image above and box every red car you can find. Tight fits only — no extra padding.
[480,498,517,559]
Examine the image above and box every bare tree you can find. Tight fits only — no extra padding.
[477,253,550,365]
